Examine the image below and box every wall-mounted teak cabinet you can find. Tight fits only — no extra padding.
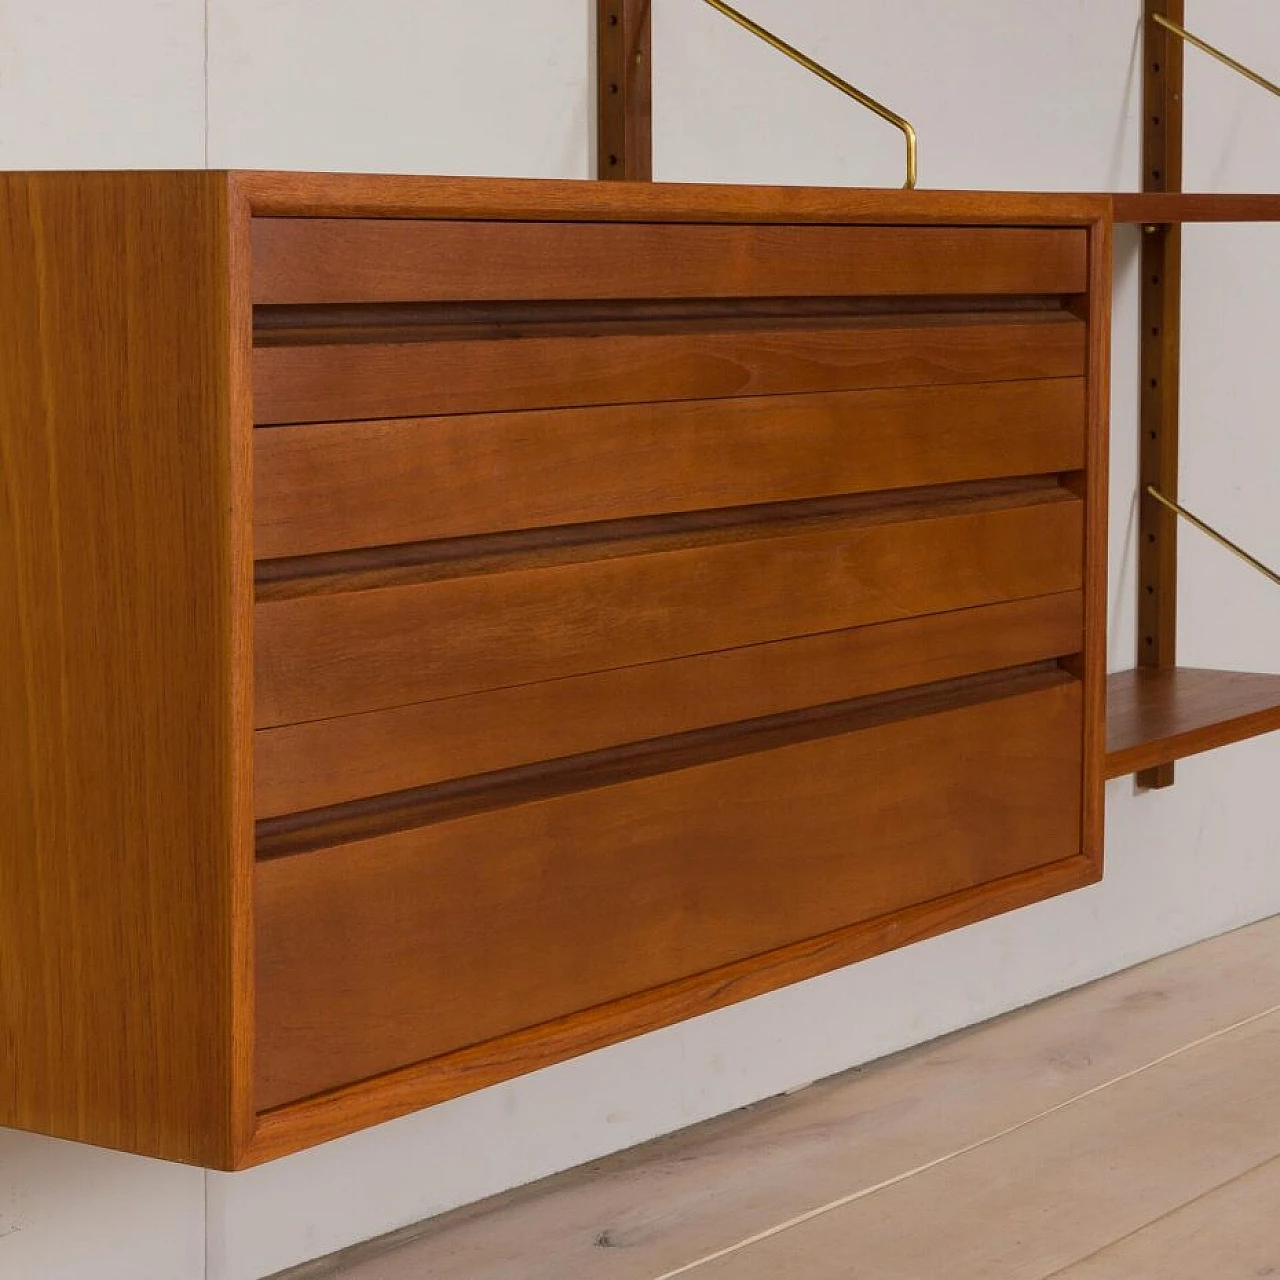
[0,172,1110,1168]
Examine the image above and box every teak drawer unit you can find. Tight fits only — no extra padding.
[0,172,1111,1169]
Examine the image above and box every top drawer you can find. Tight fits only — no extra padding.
[251,219,1088,304]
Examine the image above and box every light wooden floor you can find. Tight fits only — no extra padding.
[278,916,1280,1279]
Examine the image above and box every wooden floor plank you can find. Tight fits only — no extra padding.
[272,917,1280,1280]
[692,1011,1280,1279]
[1050,1155,1280,1278]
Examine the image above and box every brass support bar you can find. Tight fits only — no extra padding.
[700,0,918,189]
[1152,13,1280,99]
[1147,487,1280,589]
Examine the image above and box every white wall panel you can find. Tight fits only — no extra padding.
[0,1131,203,1280]
[206,0,591,176]
[0,0,203,167]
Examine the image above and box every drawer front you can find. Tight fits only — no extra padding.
[254,379,1086,561]
[253,316,1085,426]
[254,489,1083,729]
[252,219,1088,305]
[255,673,1084,1109]
[255,592,1082,820]
[247,202,1106,1134]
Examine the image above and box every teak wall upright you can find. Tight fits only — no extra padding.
[597,0,653,181]
[1139,0,1185,789]
[0,172,256,1167]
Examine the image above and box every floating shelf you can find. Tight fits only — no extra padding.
[1112,193,1280,224]
[1106,668,1280,778]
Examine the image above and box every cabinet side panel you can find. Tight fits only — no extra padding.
[1083,212,1112,864]
[0,172,243,1166]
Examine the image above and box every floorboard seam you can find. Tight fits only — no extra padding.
[1034,1150,1280,1280]
[651,1000,1280,1279]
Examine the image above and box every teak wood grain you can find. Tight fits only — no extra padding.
[597,0,652,182]
[1080,203,1112,866]
[237,171,1108,225]
[251,316,1087,425]
[1105,668,1280,778]
[255,664,1083,859]
[0,171,1112,1168]
[1137,0,1184,791]
[255,593,1083,819]
[250,220,1088,305]
[0,172,254,1167]
[254,492,1083,728]
[253,379,1086,560]
[247,853,1100,1163]
[1112,192,1280,223]
[255,674,1084,1109]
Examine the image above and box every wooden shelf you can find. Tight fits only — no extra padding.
[1106,668,1280,779]
[1112,193,1280,224]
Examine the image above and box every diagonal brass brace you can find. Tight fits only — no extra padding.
[701,0,918,189]
[1148,486,1280,590]
[1152,13,1280,100]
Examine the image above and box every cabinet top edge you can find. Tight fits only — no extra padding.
[0,171,1112,226]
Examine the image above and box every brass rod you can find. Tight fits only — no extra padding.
[1147,486,1280,589]
[1152,13,1280,100]
[700,0,918,189]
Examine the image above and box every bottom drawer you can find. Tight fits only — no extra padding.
[256,670,1084,1110]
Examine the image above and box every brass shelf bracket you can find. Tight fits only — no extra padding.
[1151,13,1280,100]
[700,0,918,189]
[1147,486,1280,589]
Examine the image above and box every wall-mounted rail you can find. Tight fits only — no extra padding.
[1122,4,1280,786]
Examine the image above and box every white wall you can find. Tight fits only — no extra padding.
[3,3,1280,1277]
